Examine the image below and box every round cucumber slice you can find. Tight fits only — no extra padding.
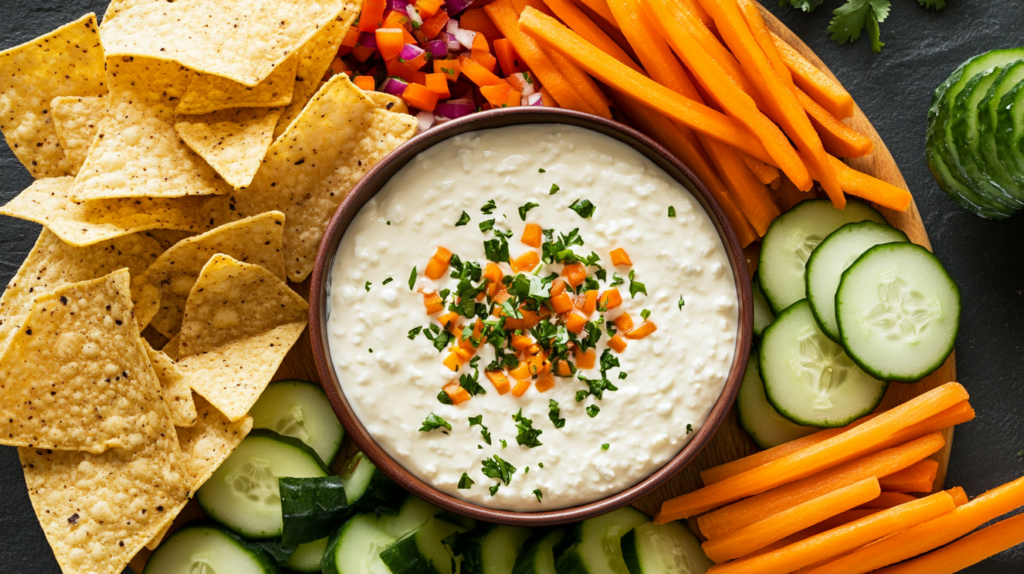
[250,380,344,464]
[752,276,775,338]
[805,221,909,342]
[621,521,714,574]
[837,243,961,382]
[760,300,888,428]
[759,199,886,315]
[196,432,328,539]
[978,62,1024,197]
[285,537,329,573]
[143,523,279,574]
[737,353,818,449]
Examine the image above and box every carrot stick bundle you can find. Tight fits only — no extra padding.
[740,153,781,185]
[878,459,939,493]
[771,31,855,119]
[575,0,620,29]
[827,155,913,211]
[542,0,642,72]
[543,48,613,118]
[795,88,874,158]
[872,513,1024,574]
[858,491,918,509]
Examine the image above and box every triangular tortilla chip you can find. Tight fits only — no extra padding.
[0,270,170,453]
[99,0,358,87]
[0,13,107,178]
[176,59,296,115]
[146,230,196,251]
[175,107,284,189]
[141,211,287,338]
[177,392,253,493]
[0,227,162,348]
[0,177,241,247]
[71,57,232,201]
[51,95,108,175]
[239,74,417,282]
[176,255,307,421]
[367,91,410,115]
[145,341,197,428]
[102,0,151,24]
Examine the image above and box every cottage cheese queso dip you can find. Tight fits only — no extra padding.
[327,124,738,511]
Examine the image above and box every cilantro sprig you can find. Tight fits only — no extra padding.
[781,0,943,54]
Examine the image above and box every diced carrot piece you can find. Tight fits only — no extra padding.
[551,292,574,314]
[425,73,451,98]
[492,290,511,309]
[353,75,376,92]
[598,288,622,311]
[461,57,508,87]
[403,52,430,71]
[494,39,525,76]
[471,50,499,72]
[607,334,627,352]
[555,359,574,377]
[511,334,534,351]
[443,352,461,371]
[563,262,587,287]
[384,57,419,83]
[565,312,588,334]
[577,289,597,316]
[352,45,377,62]
[454,345,475,362]
[485,371,512,394]
[424,246,452,279]
[573,348,596,369]
[480,83,513,107]
[535,374,556,393]
[609,247,632,266]
[434,58,461,81]
[382,10,411,31]
[530,355,551,377]
[483,262,504,283]
[539,86,557,107]
[521,309,541,329]
[511,250,540,273]
[421,9,449,37]
[359,0,386,31]
[424,292,444,314]
[550,278,567,297]
[520,223,543,247]
[626,321,657,339]
[509,360,533,380]
[525,344,543,356]
[614,312,634,332]
[443,381,472,404]
[376,28,406,60]
[504,89,523,108]
[416,0,445,18]
[342,27,360,48]
[461,7,503,42]
[511,378,532,397]
[437,311,459,329]
[472,33,490,52]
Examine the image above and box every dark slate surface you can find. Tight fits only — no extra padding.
[0,0,1022,572]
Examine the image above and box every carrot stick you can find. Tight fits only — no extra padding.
[677,0,714,27]
[878,459,939,493]
[639,0,809,188]
[872,513,1024,574]
[575,0,620,29]
[541,0,643,73]
[741,152,781,185]
[771,31,855,119]
[518,8,776,164]
[946,486,969,507]
[796,88,873,158]
[707,492,957,574]
[804,474,1024,574]
[699,0,843,208]
[705,139,780,234]
[544,48,613,118]
[702,478,881,563]
[485,0,595,114]
[696,433,947,539]
[858,492,918,509]
[827,155,913,212]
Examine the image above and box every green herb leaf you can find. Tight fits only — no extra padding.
[481,199,497,214]
[779,0,825,12]
[678,295,686,309]
[408,266,418,290]
[408,326,422,340]
[469,415,492,445]
[917,0,945,9]
[599,349,620,373]
[668,206,676,217]
[479,219,496,233]
[533,488,543,502]
[628,269,647,299]
[610,273,624,287]
[482,455,517,486]
[458,473,475,489]
[601,443,610,450]
[518,202,540,221]
[484,237,510,263]
[549,183,560,194]
[437,390,453,405]
[364,281,372,291]
[548,399,566,428]
[828,0,890,53]
[455,211,471,226]
[539,168,546,173]
[489,484,500,496]
[538,462,544,468]
[641,309,651,321]
[586,404,600,417]
[575,389,589,402]
[512,409,544,448]
[568,198,596,218]
[687,424,694,434]
[419,413,452,432]
[382,277,393,285]
[500,439,508,448]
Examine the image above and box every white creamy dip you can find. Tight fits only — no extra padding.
[327,124,738,511]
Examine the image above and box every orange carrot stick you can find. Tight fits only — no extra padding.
[704,139,780,234]
[828,155,913,212]
[796,88,873,158]
[740,152,781,185]
[702,478,881,564]
[872,513,1024,574]
[485,0,595,114]
[542,48,613,118]
[542,0,643,72]
[858,492,918,509]
[677,0,714,27]
[708,492,957,574]
[519,8,776,164]
[878,459,939,493]
[696,433,947,539]
[575,0,620,29]
[806,475,1024,574]
[772,31,855,119]
[946,486,969,507]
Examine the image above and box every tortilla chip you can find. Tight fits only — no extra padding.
[239,74,417,282]
[176,255,307,421]
[51,95,108,175]
[177,392,253,493]
[100,0,358,88]
[145,341,197,428]
[142,211,287,338]
[146,522,172,551]
[0,227,162,349]
[1,177,241,248]
[367,91,410,115]
[0,270,170,453]
[102,0,152,24]
[162,334,181,359]
[146,229,196,251]
[176,59,296,115]
[0,13,107,178]
[175,107,284,189]
[273,10,358,140]
[71,57,232,201]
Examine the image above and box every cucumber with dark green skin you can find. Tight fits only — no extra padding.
[321,514,395,574]
[621,522,713,574]
[339,451,405,515]
[380,515,469,574]
[752,276,774,339]
[996,80,1024,187]
[143,522,281,574]
[458,524,532,574]
[512,528,564,574]
[280,475,350,547]
[926,144,1012,219]
[554,507,650,574]
[977,63,1024,196]
[252,538,296,567]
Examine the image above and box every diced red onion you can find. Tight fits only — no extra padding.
[400,43,426,61]
[454,28,477,50]
[425,39,449,58]
[406,5,424,27]
[381,77,409,96]
[357,32,378,49]
[386,0,410,12]
[434,98,476,119]
[446,19,460,34]
[510,72,537,97]
[441,32,461,52]
[434,115,452,125]
[527,93,544,106]
[416,111,436,132]
[444,0,476,16]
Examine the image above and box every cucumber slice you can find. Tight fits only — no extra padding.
[196,431,327,539]
[760,300,888,428]
[620,522,713,574]
[737,353,817,449]
[758,199,886,315]
[979,62,1024,194]
[251,380,345,464]
[837,243,961,382]
[805,221,909,342]
[322,514,396,574]
[339,451,405,515]
[379,495,445,538]
[380,515,468,574]
[286,537,329,573]
[460,524,533,574]
[752,276,774,338]
[555,506,651,574]
[252,538,295,567]
[512,529,564,574]
[280,475,350,547]
[925,145,1013,219]
[143,523,280,574]
[996,80,1024,186]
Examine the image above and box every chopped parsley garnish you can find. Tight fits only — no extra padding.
[419,413,452,433]
[469,415,492,445]
[610,273,624,287]
[512,409,544,448]
[481,455,517,486]
[601,443,610,450]
[668,206,676,217]
[533,489,543,502]
[548,399,566,428]
[458,473,475,489]
[687,424,694,434]
[479,219,495,233]
[455,211,471,226]
[500,439,508,448]
[568,198,596,218]
[628,269,647,299]
[408,326,422,339]
[579,373,618,400]
[828,0,891,54]
[619,372,628,379]
[549,183,560,194]
[518,202,539,220]
[364,281,371,291]
[382,277,393,285]
[576,389,589,402]
[436,390,452,405]
[408,266,417,290]
[599,349,620,373]
[484,237,510,262]
[538,462,544,468]
[368,348,373,353]
[641,309,651,321]
[586,404,601,417]
[678,296,686,309]
[539,168,546,173]
[481,199,497,214]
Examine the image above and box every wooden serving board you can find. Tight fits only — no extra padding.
[128,8,956,571]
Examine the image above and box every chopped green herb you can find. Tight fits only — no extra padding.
[618,372,628,380]
[458,473,475,489]
[549,183,560,194]
[668,206,676,217]
[628,269,647,299]
[408,266,418,290]
[548,399,566,428]
[539,168,546,173]
[538,462,544,468]
[489,484,500,496]
[687,424,694,434]
[533,489,543,502]
[586,404,600,417]
[386,220,391,225]
[484,237,510,263]
[364,281,371,291]
[828,0,891,54]
[419,413,452,432]
[455,211,471,226]
[436,390,453,405]
[678,296,686,310]
[481,455,517,486]
[568,198,596,218]
[469,415,492,445]
[1018,450,1023,458]
[575,390,589,402]
[500,439,508,448]
[408,326,422,340]
[518,202,540,221]
[382,277,393,285]
[513,409,544,448]
[479,219,495,233]
[368,348,373,353]
[601,443,610,450]
[481,199,497,214]
[610,273,624,287]
[641,309,651,321]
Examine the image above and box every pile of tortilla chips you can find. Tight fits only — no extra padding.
[0,2,418,572]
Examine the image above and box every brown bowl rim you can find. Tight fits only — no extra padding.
[308,107,752,526]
